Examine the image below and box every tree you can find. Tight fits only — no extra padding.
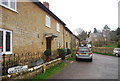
[74,28,83,35]
[116,27,120,35]
[110,30,118,41]
[77,30,87,41]
[103,25,110,31]
[87,31,91,37]
[93,28,98,33]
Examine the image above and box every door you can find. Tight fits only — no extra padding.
[46,38,51,50]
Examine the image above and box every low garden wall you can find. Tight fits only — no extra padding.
[92,47,114,54]
[2,54,72,81]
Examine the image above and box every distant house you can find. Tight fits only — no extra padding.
[0,0,79,59]
[89,25,111,44]
[90,33,103,42]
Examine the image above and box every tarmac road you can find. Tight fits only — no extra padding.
[51,54,118,79]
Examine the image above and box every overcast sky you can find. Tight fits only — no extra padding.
[39,0,119,33]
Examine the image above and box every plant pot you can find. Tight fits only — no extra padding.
[46,56,51,62]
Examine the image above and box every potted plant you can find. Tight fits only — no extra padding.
[44,49,51,62]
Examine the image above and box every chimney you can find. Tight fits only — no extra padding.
[43,2,49,9]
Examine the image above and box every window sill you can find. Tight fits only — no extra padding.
[1,4,18,13]
[46,25,51,28]
[2,52,13,55]
[57,31,60,33]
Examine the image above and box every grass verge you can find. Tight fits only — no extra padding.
[93,52,114,56]
[67,54,75,61]
[30,62,67,81]
[103,45,117,48]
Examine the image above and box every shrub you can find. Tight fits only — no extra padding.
[57,48,65,60]
[66,48,71,55]
[71,48,76,54]
[57,48,65,55]
[44,49,51,56]
[117,42,120,48]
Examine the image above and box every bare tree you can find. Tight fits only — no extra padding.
[73,28,83,35]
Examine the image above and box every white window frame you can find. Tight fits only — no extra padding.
[56,23,60,32]
[0,0,17,12]
[0,29,12,54]
[45,15,51,28]
[57,40,60,48]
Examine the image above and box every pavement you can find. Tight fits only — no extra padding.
[50,54,119,79]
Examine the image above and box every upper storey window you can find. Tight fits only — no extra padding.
[46,15,51,28]
[56,23,60,32]
[1,0,17,11]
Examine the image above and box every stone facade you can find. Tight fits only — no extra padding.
[0,1,80,58]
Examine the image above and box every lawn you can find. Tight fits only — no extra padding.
[67,54,76,61]
[93,52,114,56]
[103,45,117,48]
[30,62,67,81]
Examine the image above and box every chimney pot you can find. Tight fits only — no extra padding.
[43,2,49,9]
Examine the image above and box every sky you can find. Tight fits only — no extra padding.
[39,0,119,33]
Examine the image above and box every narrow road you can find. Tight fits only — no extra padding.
[51,54,118,79]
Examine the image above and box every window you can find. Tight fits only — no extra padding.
[57,40,60,48]
[2,0,8,6]
[1,0,17,11]
[10,0,16,10]
[79,48,90,53]
[56,23,60,32]
[0,29,12,54]
[66,31,68,36]
[0,31,3,52]
[46,15,51,27]
[66,42,68,48]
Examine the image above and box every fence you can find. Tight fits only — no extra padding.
[2,52,44,75]
[1,49,72,75]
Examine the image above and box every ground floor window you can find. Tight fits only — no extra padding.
[57,40,60,48]
[0,29,12,54]
[66,42,68,48]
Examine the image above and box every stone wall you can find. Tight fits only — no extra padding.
[92,47,114,54]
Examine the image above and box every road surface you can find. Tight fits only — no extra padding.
[51,54,118,79]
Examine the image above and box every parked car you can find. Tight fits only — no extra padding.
[76,47,93,62]
[87,44,92,48]
[81,44,84,47]
[113,48,120,57]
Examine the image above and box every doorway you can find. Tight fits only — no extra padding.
[46,37,51,50]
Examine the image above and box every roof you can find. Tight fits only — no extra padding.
[32,0,79,41]
[65,27,80,40]
[73,34,80,40]
[33,1,66,26]
[65,27,73,35]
